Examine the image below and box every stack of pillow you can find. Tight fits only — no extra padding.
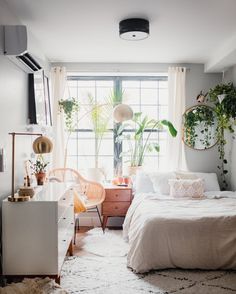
[134,170,220,199]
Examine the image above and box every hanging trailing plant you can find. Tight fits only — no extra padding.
[183,105,216,149]
[59,97,80,131]
[208,82,236,190]
[58,97,80,168]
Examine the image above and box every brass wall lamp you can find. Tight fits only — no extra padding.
[8,132,53,202]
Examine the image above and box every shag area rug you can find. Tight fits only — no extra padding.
[0,277,68,294]
[61,229,236,294]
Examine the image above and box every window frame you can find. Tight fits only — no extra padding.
[66,75,168,174]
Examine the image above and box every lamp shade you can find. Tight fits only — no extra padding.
[119,18,149,41]
[113,104,133,123]
[33,136,53,154]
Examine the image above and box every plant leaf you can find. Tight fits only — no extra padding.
[161,120,177,137]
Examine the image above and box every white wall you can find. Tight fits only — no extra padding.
[0,0,29,202]
[0,0,50,204]
[223,65,236,190]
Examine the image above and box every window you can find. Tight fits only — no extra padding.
[65,76,168,178]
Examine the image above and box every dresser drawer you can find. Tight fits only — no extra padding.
[58,205,74,238]
[58,222,74,271]
[58,189,73,221]
[105,189,131,202]
[102,201,130,216]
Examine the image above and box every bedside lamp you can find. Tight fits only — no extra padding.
[8,132,53,202]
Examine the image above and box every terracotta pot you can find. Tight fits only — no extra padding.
[35,172,46,186]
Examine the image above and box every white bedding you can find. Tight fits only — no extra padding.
[123,191,236,273]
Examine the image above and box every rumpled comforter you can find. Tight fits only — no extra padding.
[123,191,236,273]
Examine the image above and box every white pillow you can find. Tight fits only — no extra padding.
[134,171,154,193]
[149,172,176,195]
[169,178,204,199]
[175,172,220,192]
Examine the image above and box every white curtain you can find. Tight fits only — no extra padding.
[166,67,187,171]
[51,67,67,168]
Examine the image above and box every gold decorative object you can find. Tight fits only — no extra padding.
[8,132,53,202]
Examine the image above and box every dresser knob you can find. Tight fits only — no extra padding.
[62,198,66,200]
[115,194,118,197]
[62,240,66,242]
[63,217,66,220]
[115,206,118,209]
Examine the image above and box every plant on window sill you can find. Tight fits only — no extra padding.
[116,112,177,169]
[86,89,123,170]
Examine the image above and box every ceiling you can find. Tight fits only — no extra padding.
[5,0,236,71]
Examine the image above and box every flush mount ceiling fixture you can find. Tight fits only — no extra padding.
[119,18,149,41]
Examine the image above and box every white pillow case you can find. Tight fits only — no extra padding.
[134,171,155,193]
[149,172,176,195]
[175,172,220,191]
[169,178,204,199]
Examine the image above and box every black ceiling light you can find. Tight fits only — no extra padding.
[119,18,149,41]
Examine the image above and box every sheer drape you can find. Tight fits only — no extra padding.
[166,67,187,171]
[51,67,66,168]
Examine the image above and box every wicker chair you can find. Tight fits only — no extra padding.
[48,168,105,243]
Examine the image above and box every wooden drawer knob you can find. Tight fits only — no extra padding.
[115,206,118,209]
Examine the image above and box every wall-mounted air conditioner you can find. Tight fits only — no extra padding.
[4,25,42,73]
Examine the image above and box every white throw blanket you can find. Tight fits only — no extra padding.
[123,191,236,273]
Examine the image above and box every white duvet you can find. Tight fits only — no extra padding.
[123,191,236,273]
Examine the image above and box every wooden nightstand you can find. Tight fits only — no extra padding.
[102,186,132,231]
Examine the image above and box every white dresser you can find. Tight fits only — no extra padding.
[2,182,74,282]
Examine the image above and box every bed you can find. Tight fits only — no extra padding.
[123,171,236,273]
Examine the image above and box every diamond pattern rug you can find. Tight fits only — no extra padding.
[61,230,236,294]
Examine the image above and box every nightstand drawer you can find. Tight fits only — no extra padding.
[105,189,131,202]
[102,201,130,216]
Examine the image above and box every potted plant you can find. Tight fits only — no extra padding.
[30,155,49,185]
[116,112,177,175]
[59,97,80,167]
[85,90,122,181]
[208,82,236,189]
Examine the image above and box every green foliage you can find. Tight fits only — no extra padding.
[87,90,122,168]
[116,112,177,167]
[59,97,80,131]
[183,106,216,148]
[29,155,49,174]
[208,82,236,190]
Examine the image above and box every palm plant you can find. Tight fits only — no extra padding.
[116,112,177,167]
[87,89,123,168]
